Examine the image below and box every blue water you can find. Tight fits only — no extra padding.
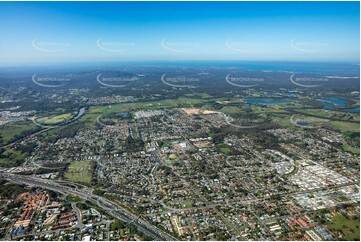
[343,107,360,113]
[244,99,292,105]
[320,98,348,107]
[212,61,358,76]
[206,61,360,77]
[297,121,310,126]
[318,98,360,113]
[321,102,334,110]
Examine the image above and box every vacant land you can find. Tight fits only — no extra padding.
[0,121,39,145]
[0,149,25,167]
[65,160,93,184]
[89,97,209,115]
[342,144,360,155]
[39,113,73,125]
[327,214,360,241]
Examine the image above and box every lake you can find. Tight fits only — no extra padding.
[296,121,310,126]
[342,107,360,113]
[318,98,360,113]
[320,98,348,107]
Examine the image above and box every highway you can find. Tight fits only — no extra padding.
[0,173,176,241]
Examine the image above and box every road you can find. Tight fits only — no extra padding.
[0,173,176,241]
[0,107,86,149]
[159,113,244,238]
[71,202,85,229]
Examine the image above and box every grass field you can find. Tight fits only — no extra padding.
[65,160,93,184]
[89,97,209,115]
[330,121,360,133]
[327,214,360,241]
[180,199,193,208]
[269,112,360,133]
[342,144,360,155]
[269,113,294,128]
[67,194,84,202]
[296,109,359,122]
[216,143,233,154]
[0,149,25,167]
[39,113,73,125]
[220,106,243,114]
[0,121,39,145]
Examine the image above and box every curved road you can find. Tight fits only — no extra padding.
[0,107,86,149]
[1,173,175,241]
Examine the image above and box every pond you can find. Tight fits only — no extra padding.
[342,107,360,113]
[296,121,310,126]
[319,98,348,107]
[318,98,360,113]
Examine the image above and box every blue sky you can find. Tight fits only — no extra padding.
[0,1,359,63]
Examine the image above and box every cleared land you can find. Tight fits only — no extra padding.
[0,121,39,145]
[65,160,93,184]
[327,214,360,241]
[0,149,25,167]
[39,113,73,125]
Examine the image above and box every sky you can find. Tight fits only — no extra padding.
[0,1,359,64]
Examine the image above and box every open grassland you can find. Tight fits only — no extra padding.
[0,149,25,167]
[294,109,359,122]
[39,113,73,125]
[220,106,243,114]
[65,160,93,185]
[88,97,293,120]
[330,121,360,133]
[327,214,360,241]
[0,121,39,145]
[270,112,359,133]
[89,97,209,115]
[342,144,360,155]
[85,96,359,131]
[269,113,295,128]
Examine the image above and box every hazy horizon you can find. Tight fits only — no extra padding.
[0,1,359,63]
